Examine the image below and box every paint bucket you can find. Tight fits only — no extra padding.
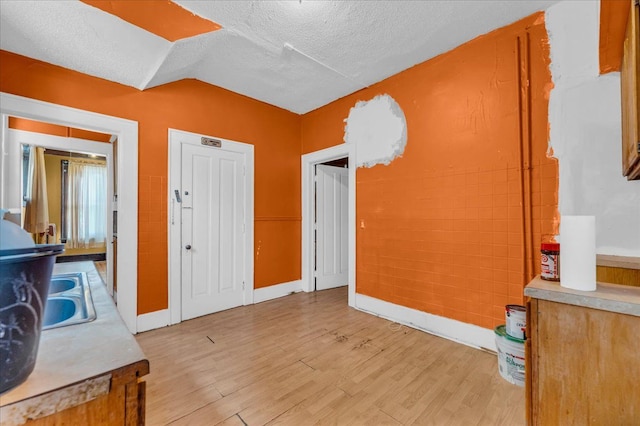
[505,304,526,340]
[494,325,525,387]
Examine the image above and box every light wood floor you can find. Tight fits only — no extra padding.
[136,287,525,425]
[94,261,107,283]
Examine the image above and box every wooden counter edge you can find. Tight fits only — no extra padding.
[0,358,149,425]
[596,254,640,270]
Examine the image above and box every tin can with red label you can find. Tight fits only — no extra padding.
[541,243,560,281]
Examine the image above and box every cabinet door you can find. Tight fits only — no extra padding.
[621,0,640,180]
[531,300,639,424]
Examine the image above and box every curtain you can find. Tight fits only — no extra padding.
[24,146,49,243]
[66,160,107,248]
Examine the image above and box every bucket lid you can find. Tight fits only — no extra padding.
[505,304,526,312]
[0,211,36,250]
[494,325,526,343]
[0,244,65,261]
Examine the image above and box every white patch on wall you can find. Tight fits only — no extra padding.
[546,1,640,256]
[344,94,407,168]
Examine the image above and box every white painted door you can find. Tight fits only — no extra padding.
[181,143,245,320]
[315,164,348,290]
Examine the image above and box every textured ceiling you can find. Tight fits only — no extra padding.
[0,0,560,114]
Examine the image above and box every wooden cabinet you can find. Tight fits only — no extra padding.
[24,361,148,425]
[0,262,149,425]
[596,254,640,287]
[525,279,640,424]
[622,0,640,180]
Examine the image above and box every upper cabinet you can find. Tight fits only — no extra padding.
[621,0,640,180]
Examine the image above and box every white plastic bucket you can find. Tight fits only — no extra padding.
[494,325,525,387]
[505,304,526,339]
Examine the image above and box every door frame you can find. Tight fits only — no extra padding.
[167,128,254,325]
[301,144,356,307]
[0,92,139,333]
[5,129,114,295]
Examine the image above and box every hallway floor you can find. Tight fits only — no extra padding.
[93,261,106,283]
[136,287,524,425]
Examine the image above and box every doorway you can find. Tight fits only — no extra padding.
[301,144,356,307]
[315,158,348,291]
[5,127,114,297]
[0,92,139,333]
[167,129,254,324]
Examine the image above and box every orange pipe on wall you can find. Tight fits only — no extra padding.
[301,12,558,329]
[0,10,561,330]
[516,33,536,287]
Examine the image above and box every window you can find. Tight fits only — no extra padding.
[62,159,107,248]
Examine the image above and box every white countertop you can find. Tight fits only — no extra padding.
[0,261,148,407]
[524,276,640,317]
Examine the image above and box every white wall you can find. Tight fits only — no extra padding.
[547,0,640,257]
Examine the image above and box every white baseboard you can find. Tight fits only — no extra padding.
[136,282,302,332]
[354,294,497,352]
[137,309,169,333]
[253,280,303,304]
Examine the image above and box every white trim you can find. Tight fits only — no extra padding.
[253,280,303,304]
[0,92,139,334]
[167,128,254,325]
[355,293,497,352]
[136,309,170,333]
[6,129,112,156]
[301,144,356,307]
[0,114,9,207]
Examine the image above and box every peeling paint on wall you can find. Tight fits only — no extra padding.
[302,12,554,330]
[343,94,407,168]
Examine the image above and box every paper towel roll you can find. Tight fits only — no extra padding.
[560,215,596,291]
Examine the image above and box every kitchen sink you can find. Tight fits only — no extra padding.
[48,278,76,294]
[42,272,96,330]
[43,298,76,325]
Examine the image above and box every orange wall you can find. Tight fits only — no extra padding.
[1,11,559,329]
[9,117,113,142]
[302,13,558,329]
[80,0,221,42]
[0,50,301,315]
[599,0,631,74]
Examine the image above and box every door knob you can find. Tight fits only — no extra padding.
[185,245,191,250]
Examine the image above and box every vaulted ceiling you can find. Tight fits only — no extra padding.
[0,0,560,114]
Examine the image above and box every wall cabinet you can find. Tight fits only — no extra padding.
[525,278,640,424]
[622,0,640,180]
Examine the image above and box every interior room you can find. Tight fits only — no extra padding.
[0,1,638,425]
